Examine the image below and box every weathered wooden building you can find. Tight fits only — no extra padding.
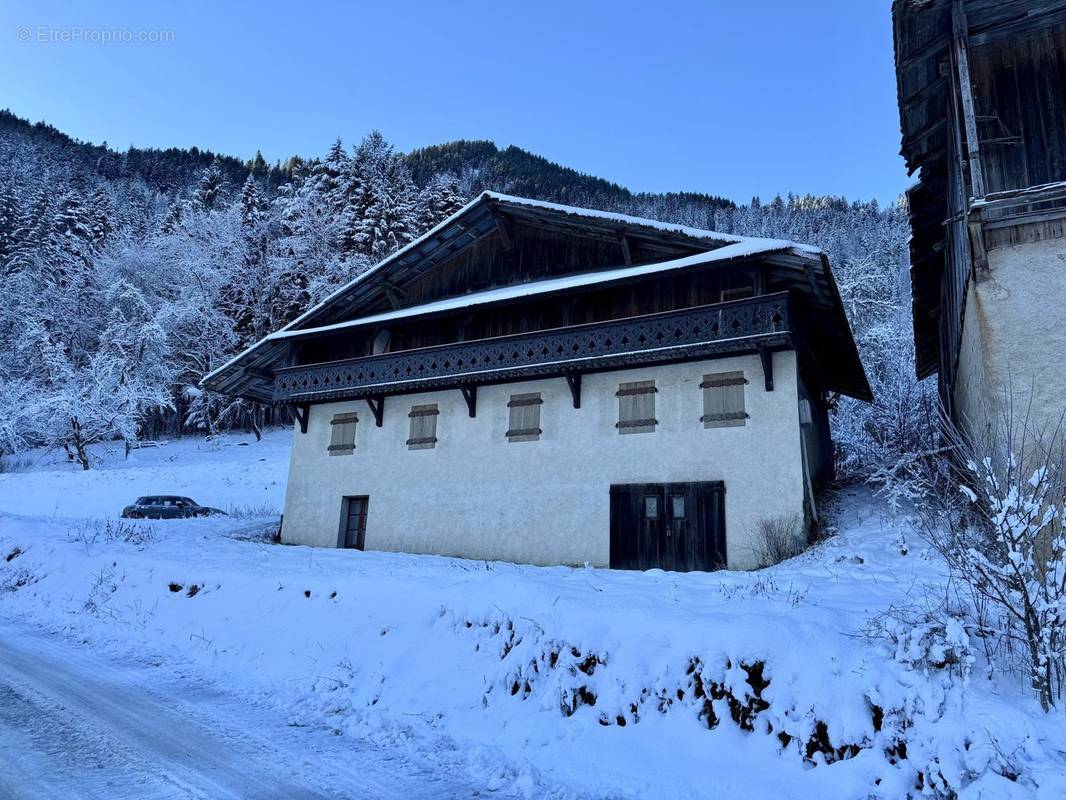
[205,193,869,571]
[894,0,1066,439]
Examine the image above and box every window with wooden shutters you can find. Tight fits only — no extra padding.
[506,392,542,442]
[407,404,439,450]
[701,371,748,428]
[616,380,657,434]
[328,412,358,454]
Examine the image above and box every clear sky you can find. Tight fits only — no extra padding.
[1,0,909,204]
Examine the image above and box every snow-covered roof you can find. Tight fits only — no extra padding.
[483,192,749,246]
[202,191,868,400]
[264,237,811,343]
[274,191,819,336]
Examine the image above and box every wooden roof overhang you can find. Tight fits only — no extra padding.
[203,193,740,402]
[893,0,1066,377]
[203,194,871,403]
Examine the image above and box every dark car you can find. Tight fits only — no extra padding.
[121,496,227,520]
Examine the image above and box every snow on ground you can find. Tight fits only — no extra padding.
[1,430,1065,798]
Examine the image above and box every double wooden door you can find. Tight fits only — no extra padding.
[609,482,725,572]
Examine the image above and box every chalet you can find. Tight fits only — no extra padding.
[893,0,1066,441]
[204,193,870,571]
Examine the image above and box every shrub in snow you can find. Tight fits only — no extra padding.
[751,514,806,568]
[865,604,974,681]
[887,399,1066,712]
[69,518,156,549]
[0,565,36,592]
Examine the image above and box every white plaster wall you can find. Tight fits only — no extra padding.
[954,239,1066,445]
[282,352,806,570]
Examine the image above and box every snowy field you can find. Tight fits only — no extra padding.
[1,430,1065,799]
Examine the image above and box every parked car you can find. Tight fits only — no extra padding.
[121,496,227,520]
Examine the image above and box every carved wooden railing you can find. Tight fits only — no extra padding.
[273,292,791,403]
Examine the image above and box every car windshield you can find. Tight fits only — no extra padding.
[135,497,152,505]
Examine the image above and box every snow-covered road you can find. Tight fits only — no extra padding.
[0,619,484,800]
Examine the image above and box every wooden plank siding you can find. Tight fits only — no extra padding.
[970,24,1066,200]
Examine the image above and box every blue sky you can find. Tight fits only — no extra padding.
[1,1,909,204]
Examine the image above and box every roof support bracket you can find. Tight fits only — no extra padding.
[618,233,633,265]
[758,346,774,392]
[293,403,310,434]
[565,372,582,409]
[366,395,385,427]
[460,385,477,418]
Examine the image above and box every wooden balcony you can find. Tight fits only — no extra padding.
[273,292,792,404]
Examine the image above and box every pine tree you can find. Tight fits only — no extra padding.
[239,174,265,228]
[87,186,114,247]
[0,188,20,266]
[159,201,185,235]
[194,163,227,210]
[248,149,269,178]
[345,131,418,260]
[418,172,466,231]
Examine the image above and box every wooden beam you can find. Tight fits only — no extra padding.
[952,0,986,200]
[493,212,514,251]
[460,385,477,418]
[758,347,774,392]
[381,280,406,310]
[565,373,582,409]
[618,233,633,266]
[366,395,385,427]
[292,403,310,434]
[968,216,990,276]
[803,263,827,303]
[751,265,767,296]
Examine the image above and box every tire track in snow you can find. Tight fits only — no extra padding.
[0,619,489,799]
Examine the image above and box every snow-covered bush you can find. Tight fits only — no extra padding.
[893,402,1066,711]
[865,603,974,681]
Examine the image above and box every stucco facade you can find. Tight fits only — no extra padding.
[282,352,809,570]
[953,239,1066,445]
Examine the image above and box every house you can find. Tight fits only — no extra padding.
[204,192,870,571]
[893,0,1066,442]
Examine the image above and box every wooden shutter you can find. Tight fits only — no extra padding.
[506,393,542,442]
[701,372,747,428]
[328,412,358,454]
[407,404,439,449]
[616,380,657,434]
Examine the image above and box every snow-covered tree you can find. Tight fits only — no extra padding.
[418,172,466,231]
[194,162,227,210]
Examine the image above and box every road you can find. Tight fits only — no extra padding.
[0,619,489,799]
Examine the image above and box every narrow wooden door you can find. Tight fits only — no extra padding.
[342,496,368,550]
[610,482,725,572]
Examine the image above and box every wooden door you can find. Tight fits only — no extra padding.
[610,482,725,572]
[341,496,368,550]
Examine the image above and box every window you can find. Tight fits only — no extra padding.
[644,495,659,519]
[671,494,686,518]
[701,372,747,428]
[506,392,542,442]
[616,380,657,434]
[407,404,439,449]
[328,412,358,455]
